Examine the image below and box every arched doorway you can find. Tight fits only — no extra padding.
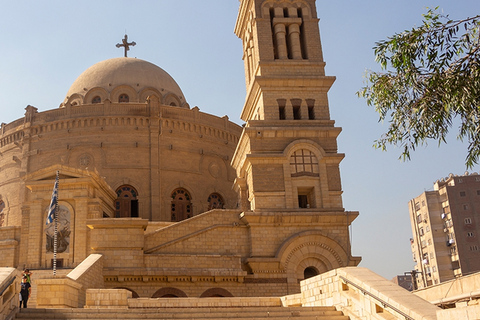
[303,266,319,279]
[171,188,192,222]
[207,193,224,210]
[115,185,139,218]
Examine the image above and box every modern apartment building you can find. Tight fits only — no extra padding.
[409,173,480,289]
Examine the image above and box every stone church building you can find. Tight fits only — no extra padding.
[0,0,360,298]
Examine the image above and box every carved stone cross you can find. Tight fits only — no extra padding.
[116,34,136,57]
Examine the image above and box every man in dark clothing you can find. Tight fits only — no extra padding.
[19,276,31,308]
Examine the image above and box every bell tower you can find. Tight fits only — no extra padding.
[233,0,344,212]
[232,1,360,290]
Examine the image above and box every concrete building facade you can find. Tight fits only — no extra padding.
[409,173,480,289]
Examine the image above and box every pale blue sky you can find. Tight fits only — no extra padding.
[1,1,479,279]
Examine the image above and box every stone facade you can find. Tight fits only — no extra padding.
[0,0,360,299]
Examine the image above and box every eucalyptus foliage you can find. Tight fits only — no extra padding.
[358,8,480,168]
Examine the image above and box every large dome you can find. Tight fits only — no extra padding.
[64,57,187,107]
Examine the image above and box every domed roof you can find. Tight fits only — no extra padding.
[65,57,186,104]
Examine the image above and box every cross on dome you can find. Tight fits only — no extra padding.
[116,34,136,57]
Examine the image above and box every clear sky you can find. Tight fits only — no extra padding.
[1,1,479,280]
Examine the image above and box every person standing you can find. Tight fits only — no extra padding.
[19,277,31,308]
[22,269,33,283]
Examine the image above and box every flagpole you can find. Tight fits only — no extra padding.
[53,171,59,277]
[46,170,60,277]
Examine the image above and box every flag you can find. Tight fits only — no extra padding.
[46,172,59,225]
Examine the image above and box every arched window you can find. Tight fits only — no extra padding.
[304,266,319,279]
[207,193,224,210]
[115,185,139,218]
[290,149,319,177]
[118,94,129,103]
[169,102,177,106]
[92,96,101,104]
[171,188,192,222]
[0,200,5,227]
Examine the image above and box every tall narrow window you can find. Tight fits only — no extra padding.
[115,185,139,218]
[306,99,315,120]
[0,200,5,227]
[207,193,225,210]
[291,99,302,120]
[277,99,286,120]
[171,188,192,222]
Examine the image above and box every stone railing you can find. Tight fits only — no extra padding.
[85,289,283,309]
[36,254,104,308]
[413,271,480,320]
[0,268,19,320]
[296,267,439,320]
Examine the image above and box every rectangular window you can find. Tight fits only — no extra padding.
[279,106,286,120]
[416,215,422,223]
[291,99,302,120]
[477,190,480,195]
[306,99,315,120]
[307,106,315,120]
[415,202,421,211]
[277,99,286,120]
[470,245,479,251]
[465,218,472,224]
[464,204,469,210]
[467,232,475,237]
[293,106,301,120]
[298,195,308,208]
[297,187,315,209]
[419,227,424,236]
[452,260,460,269]
[460,191,466,197]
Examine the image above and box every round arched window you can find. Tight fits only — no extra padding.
[119,94,129,103]
[92,96,101,104]
[115,185,138,218]
[171,188,192,222]
[207,193,224,210]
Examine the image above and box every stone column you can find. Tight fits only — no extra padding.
[288,23,302,59]
[274,23,288,59]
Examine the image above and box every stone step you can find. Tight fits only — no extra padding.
[16,306,349,320]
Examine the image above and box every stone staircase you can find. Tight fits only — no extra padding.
[15,306,349,320]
